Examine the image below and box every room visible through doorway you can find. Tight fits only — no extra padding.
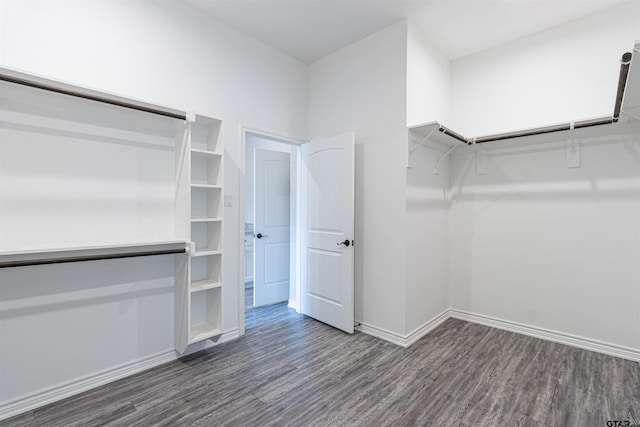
[243,130,300,330]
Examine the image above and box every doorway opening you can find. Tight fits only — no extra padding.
[242,129,301,332]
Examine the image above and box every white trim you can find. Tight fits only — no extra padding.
[239,125,248,337]
[0,329,241,422]
[288,298,300,311]
[180,328,241,356]
[239,126,302,336]
[357,322,407,346]
[240,124,307,146]
[449,309,640,363]
[357,309,640,363]
[404,310,451,347]
[0,350,174,421]
[356,309,450,347]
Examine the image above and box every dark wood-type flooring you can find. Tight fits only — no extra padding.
[4,288,639,426]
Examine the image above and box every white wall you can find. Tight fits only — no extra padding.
[0,88,177,251]
[405,145,450,335]
[451,0,640,137]
[405,23,452,335]
[0,256,174,402]
[449,130,640,350]
[308,21,409,336]
[0,0,307,416]
[447,0,640,354]
[406,22,451,127]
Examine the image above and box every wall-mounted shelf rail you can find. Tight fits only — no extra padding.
[0,241,188,269]
[2,67,225,355]
[0,70,186,121]
[410,49,636,150]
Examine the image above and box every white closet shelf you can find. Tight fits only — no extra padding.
[191,184,222,190]
[2,66,225,354]
[409,122,463,149]
[1,67,187,136]
[192,249,222,257]
[0,240,188,268]
[620,42,640,120]
[410,118,640,152]
[190,279,222,292]
[190,324,222,343]
[410,47,639,151]
[191,216,222,222]
[191,148,222,158]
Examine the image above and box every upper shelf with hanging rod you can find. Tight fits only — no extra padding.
[410,44,639,151]
[0,66,187,121]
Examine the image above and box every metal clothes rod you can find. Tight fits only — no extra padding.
[0,74,187,121]
[0,248,187,269]
[436,51,633,145]
[438,125,468,144]
[473,117,616,144]
[613,51,633,122]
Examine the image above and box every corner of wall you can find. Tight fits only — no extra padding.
[406,21,451,128]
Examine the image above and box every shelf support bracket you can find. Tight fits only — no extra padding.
[476,144,487,175]
[434,137,466,175]
[408,126,438,168]
[566,122,581,168]
[621,108,640,122]
[409,126,438,155]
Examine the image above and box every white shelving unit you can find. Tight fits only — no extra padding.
[0,67,225,356]
[175,115,224,354]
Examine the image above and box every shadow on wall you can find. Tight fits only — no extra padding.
[0,256,174,319]
[449,132,640,204]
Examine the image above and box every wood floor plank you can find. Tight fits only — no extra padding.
[2,298,639,427]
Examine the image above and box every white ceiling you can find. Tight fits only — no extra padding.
[183,0,628,63]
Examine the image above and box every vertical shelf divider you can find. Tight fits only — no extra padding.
[175,114,223,354]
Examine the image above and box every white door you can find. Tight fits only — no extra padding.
[300,132,355,333]
[253,148,291,307]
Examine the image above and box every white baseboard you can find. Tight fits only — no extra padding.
[5,311,637,421]
[0,349,175,422]
[287,299,299,311]
[404,310,451,347]
[448,309,640,363]
[357,322,407,346]
[0,328,242,422]
[356,308,640,363]
[356,309,450,348]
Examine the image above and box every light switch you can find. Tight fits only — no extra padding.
[224,194,233,207]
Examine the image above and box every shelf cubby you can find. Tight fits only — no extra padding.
[191,186,222,220]
[191,221,221,253]
[189,286,222,343]
[190,253,221,289]
[190,120,221,153]
[191,151,222,186]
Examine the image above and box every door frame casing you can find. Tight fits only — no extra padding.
[239,126,304,336]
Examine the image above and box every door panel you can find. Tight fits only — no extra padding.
[301,133,355,333]
[254,148,290,307]
[307,248,342,303]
